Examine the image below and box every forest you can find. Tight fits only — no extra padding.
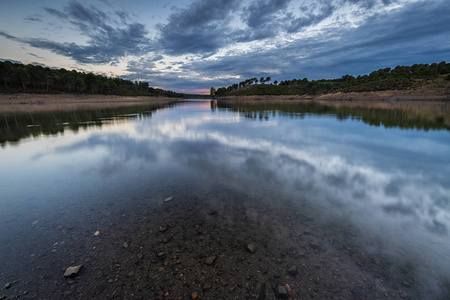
[212,61,450,97]
[0,60,183,97]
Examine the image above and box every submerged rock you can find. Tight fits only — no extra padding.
[205,256,216,265]
[247,243,257,253]
[64,265,83,278]
[288,266,298,277]
[275,285,289,299]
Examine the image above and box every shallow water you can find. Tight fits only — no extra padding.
[1,100,449,299]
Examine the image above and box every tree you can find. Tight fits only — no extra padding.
[210,87,216,97]
[260,76,265,84]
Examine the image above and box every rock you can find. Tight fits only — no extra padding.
[288,266,298,277]
[247,243,257,253]
[310,241,321,250]
[205,256,216,265]
[94,231,100,236]
[122,242,128,248]
[4,282,11,289]
[159,226,168,233]
[203,283,212,290]
[164,196,173,202]
[191,292,198,299]
[275,285,289,299]
[64,265,83,278]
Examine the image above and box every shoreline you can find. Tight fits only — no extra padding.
[216,89,450,102]
[0,93,180,113]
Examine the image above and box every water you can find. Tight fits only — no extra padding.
[1,100,449,299]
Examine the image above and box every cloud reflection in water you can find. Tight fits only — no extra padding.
[49,102,450,284]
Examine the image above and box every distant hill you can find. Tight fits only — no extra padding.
[212,62,450,97]
[0,60,183,98]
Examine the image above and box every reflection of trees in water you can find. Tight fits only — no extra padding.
[217,100,450,131]
[0,104,169,146]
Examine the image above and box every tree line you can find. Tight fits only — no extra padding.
[0,60,183,97]
[211,61,450,97]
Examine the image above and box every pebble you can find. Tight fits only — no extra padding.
[159,226,168,233]
[64,265,83,278]
[4,283,11,289]
[276,285,289,299]
[288,266,298,277]
[203,283,212,290]
[247,243,257,253]
[205,256,216,265]
[94,231,100,236]
[310,241,321,250]
[402,280,411,287]
[191,292,198,299]
[165,196,173,202]
[122,242,128,248]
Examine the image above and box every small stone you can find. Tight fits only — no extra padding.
[32,220,39,225]
[94,231,100,236]
[247,243,257,253]
[157,267,165,272]
[159,226,168,233]
[402,280,411,287]
[122,242,128,248]
[310,241,321,250]
[276,285,289,299]
[165,196,173,202]
[164,291,170,297]
[5,282,11,289]
[158,252,166,258]
[288,266,298,277]
[203,283,212,290]
[191,292,198,299]
[205,256,216,265]
[64,265,83,278]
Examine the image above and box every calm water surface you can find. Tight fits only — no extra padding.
[1,100,449,299]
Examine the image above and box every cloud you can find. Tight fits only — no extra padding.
[5,1,153,64]
[24,15,42,22]
[197,0,450,88]
[158,0,240,56]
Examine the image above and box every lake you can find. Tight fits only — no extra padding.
[1,99,449,299]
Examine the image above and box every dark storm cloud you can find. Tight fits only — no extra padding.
[7,1,152,64]
[158,0,240,56]
[193,0,450,89]
[286,2,335,33]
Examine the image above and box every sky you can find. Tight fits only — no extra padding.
[0,0,449,94]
